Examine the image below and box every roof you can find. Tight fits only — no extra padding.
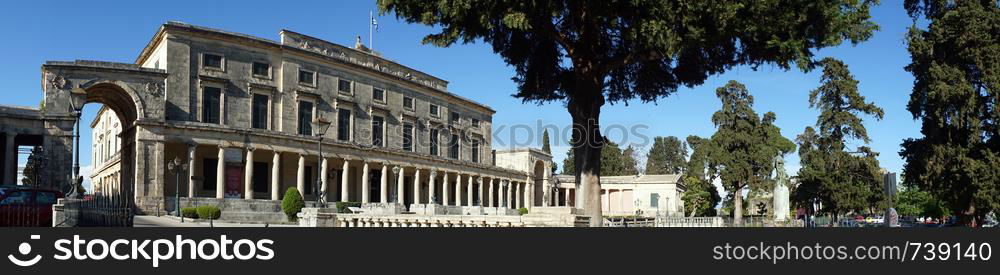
[135,21,495,114]
[553,174,681,185]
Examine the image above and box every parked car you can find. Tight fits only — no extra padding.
[0,185,65,227]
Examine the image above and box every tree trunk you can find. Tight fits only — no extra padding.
[568,82,605,227]
[733,185,743,226]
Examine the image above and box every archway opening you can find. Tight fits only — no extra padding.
[78,83,140,200]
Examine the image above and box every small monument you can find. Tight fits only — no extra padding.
[772,156,790,222]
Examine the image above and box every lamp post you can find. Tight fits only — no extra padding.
[167,156,187,217]
[312,116,333,207]
[391,166,401,203]
[68,88,87,198]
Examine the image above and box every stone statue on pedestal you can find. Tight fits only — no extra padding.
[772,156,790,222]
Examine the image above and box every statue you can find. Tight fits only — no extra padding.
[772,156,790,222]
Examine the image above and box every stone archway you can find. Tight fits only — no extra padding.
[41,61,168,215]
[533,159,545,207]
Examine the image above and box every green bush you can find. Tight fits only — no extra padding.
[518,207,529,215]
[336,202,362,213]
[196,205,221,220]
[180,207,198,219]
[282,187,305,222]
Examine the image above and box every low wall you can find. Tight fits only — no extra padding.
[298,207,590,227]
[173,198,327,225]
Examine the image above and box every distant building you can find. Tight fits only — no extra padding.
[553,174,684,217]
[90,106,122,195]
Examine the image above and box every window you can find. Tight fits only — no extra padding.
[298,70,315,86]
[251,94,269,129]
[202,86,222,124]
[403,123,414,152]
[373,88,385,103]
[472,119,480,128]
[429,104,440,117]
[471,139,480,163]
[448,134,460,159]
[403,96,414,110]
[338,79,352,94]
[650,193,660,207]
[252,62,271,78]
[450,112,461,125]
[429,128,439,156]
[0,191,30,206]
[337,108,352,142]
[203,53,223,69]
[36,191,58,205]
[372,116,385,147]
[298,100,314,136]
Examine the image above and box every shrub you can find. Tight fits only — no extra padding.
[180,207,198,219]
[196,205,221,220]
[518,207,529,215]
[335,202,362,213]
[282,187,305,222]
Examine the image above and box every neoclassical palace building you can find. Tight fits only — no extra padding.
[28,22,556,216]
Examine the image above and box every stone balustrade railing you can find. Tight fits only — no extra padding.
[336,214,524,227]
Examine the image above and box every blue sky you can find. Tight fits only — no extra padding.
[1,1,920,190]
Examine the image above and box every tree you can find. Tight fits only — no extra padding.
[562,138,633,176]
[379,0,877,225]
[795,58,885,219]
[541,129,552,154]
[281,187,305,222]
[621,145,639,175]
[900,0,1000,227]
[896,185,948,219]
[681,135,721,216]
[21,147,44,186]
[707,81,795,225]
[646,136,687,175]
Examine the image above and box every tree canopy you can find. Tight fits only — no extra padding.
[645,136,687,175]
[794,58,886,218]
[899,0,1000,226]
[706,81,795,224]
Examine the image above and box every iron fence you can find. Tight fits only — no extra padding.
[0,204,51,227]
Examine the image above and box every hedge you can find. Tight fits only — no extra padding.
[180,207,199,219]
[282,187,305,222]
[518,208,529,215]
[196,205,222,220]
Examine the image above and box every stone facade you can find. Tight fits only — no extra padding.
[89,106,122,194]
[553,174,685,217]
[16,22,559,217]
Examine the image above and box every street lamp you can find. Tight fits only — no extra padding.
[68,88,88,198]
[391,166,400,203]
[167,156,187,217]
[312,115,333,207]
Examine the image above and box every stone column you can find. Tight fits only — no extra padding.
[466,174,473,207]
[187,143,197,198]
[428,170,437,204]
[505,180,512,209]
[442,172,450,206]
[543,163,551,206]
[361,162,370,203]
[244,147,254,200]
[320,157,329,202]
[3,132,15,186]
[341,160,350,202]
[455,174,463,206]
[216,146,225,199]
[565,188,571,207]
[296,154,305,197]
[477,177,484,207]
[396,166,405,204]
[271,151,280,200]
[516,182,523,209]
[526,175,533,209]
[380,164,389,203]
[487,178,494,207]
[413,168,421,204]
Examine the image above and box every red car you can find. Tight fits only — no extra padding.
[0,186,65,227]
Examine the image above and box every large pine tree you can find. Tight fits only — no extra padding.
[795,58,885,219]
[900,0,1000,226]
